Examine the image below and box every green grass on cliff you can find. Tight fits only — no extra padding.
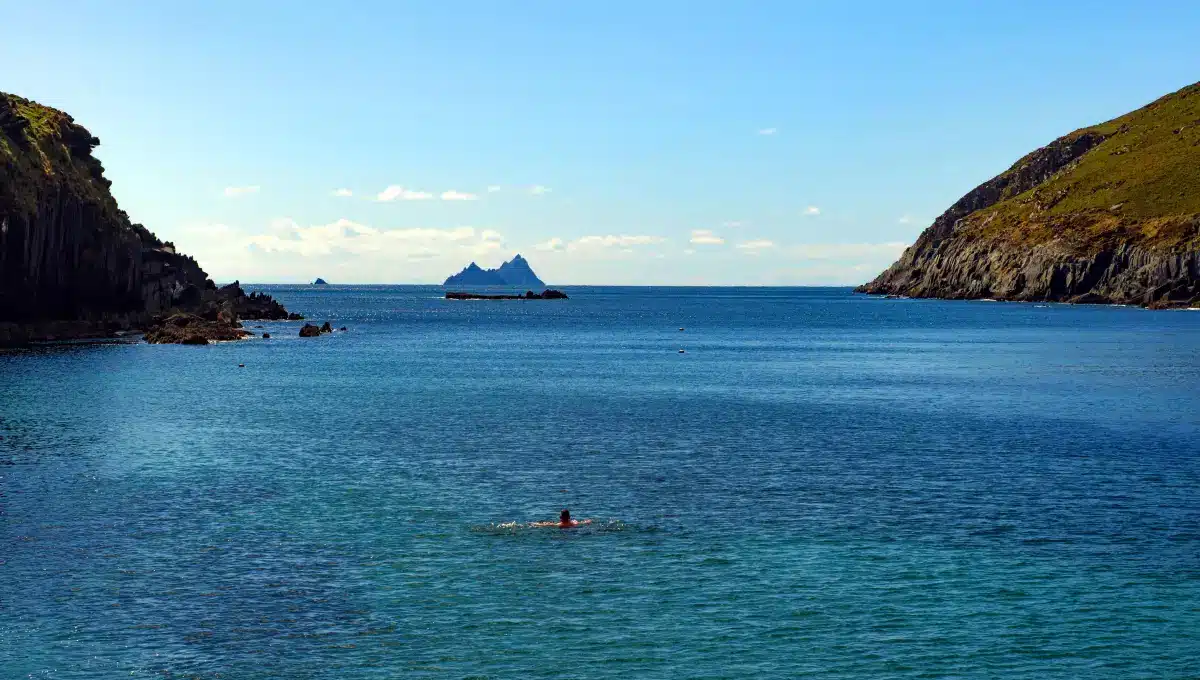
[1,92,119,217]
[968,81,1200,252]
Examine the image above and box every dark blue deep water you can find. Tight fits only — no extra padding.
[3,287,1199,679]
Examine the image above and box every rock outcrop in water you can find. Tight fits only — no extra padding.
[0,91,296,345]
[443,254,546,288]
[445,289,568,300]
[858,81,1200,308]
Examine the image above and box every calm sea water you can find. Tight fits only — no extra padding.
[2,286,1199,679]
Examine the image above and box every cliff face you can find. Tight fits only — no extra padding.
[0,92,291,344]
[858,82,1200,308]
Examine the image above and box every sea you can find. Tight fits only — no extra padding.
[2,286,1198,679]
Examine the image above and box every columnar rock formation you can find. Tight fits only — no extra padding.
[0,92,294,344]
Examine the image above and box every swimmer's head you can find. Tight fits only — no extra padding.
[560,509,571,522]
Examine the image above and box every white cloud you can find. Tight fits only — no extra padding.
[690,229,724,245]
[376,185,434,202]
[898,215,926,225]
[758,128,777,135]
[683,248,696,255]
[332,188,353,197]
[723,220,747,228]
[803,206,821,216]
[736,239,776,252]
[223,185,260,197]
[570,234,666,249]
[534,237,565,251]
[530,185,551,195]
[441,190,478,201]
[176,218,506,277]
[789,242,908,260]
[487,185,501,193]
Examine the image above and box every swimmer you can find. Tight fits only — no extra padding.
[531,509,592,528]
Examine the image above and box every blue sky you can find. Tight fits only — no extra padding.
[5,1,1199,284]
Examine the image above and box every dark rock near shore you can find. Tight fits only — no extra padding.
[262,332,270,338]
[143,313,251,344]
[299,323,322,337]
[313,278,328,285]
[320,321,333,333]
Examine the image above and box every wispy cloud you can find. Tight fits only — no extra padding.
[570,234,665,248]
[758,128,777,135]
[789,242,908,260]
[898,215,926,225]
[534,237,565,252]
[736,239,776,252]
[376,185,434,202]
[487,185,501,193]
[441,190,478,201]
[223,185,260,198]
[690,229,724,245]
[530,185,552,195]
[803,206,821,216]
[683,248,696,255]
[332,188,353,197]
[723,220,747,228]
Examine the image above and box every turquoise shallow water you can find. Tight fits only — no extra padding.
[2,286,1199,678]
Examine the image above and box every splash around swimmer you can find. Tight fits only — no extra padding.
[530,508,592,528]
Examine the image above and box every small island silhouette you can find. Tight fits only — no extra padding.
[443,255,566,300]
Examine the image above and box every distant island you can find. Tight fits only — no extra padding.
[858,80,1200,309]
[313,278,328,285]
[443,254,545,288]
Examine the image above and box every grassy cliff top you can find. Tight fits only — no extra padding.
[966,81,1200,252]
[0,92,161,245]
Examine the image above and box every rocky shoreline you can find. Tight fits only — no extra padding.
[857,242,1200,309]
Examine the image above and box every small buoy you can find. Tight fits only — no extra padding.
[678,349,686,354]
[238,363,245,368]
[679,327,685,331]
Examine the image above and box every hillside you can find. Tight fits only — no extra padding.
[858,81,1200,307]
[0,92,291,344]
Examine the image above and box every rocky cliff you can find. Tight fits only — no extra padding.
[0,92,293,345]
[858,81,1200,308]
